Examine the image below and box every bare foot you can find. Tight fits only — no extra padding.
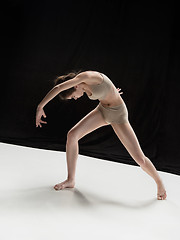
[54,179,75,191]
[157,183,167,200]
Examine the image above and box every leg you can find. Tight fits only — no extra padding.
[111,121,167,200]
[54,106,109,190]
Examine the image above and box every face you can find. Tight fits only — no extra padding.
[67,85,84,100]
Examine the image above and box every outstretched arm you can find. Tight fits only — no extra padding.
[38,86,62,109]
[35,72,88,128]
[37,72,88,109]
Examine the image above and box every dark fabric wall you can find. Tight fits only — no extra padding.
[1,0,180,175]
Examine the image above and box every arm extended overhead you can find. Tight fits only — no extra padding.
[37,72,88,109]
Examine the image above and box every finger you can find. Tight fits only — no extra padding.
[40,120,47,124]
[40,120,47,123]
[43,113,46,118]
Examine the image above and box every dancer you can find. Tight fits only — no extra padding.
[36,70,167,200]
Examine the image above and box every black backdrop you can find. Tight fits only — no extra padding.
[1,0,180,175]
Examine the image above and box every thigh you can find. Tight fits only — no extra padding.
[68,105,109,140]
[111,121,145,161]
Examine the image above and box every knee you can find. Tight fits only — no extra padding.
[135,155,146,166]
[67,129,79,143]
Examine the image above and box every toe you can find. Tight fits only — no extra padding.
[157,191,167,200]
[157,194,162,200]
[54,184,60,190]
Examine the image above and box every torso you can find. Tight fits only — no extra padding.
[83,71,124,107]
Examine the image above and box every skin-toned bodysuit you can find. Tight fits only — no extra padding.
[88,73,129,124]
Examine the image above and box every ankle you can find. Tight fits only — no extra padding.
[67,177,75,182]
[156,178,163,186]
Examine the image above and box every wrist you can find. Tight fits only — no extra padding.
[37,104,43,109]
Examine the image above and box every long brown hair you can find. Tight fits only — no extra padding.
[53,70,83,101]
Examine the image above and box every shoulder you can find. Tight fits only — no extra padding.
[76,71,102,84]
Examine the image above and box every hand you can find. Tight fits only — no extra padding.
[36,106,47,128]
[117,88,123,95]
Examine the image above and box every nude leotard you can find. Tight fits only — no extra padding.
[87,72,129,125]
[88,73,112,100]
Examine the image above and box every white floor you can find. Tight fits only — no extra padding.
[0,142,180,240]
